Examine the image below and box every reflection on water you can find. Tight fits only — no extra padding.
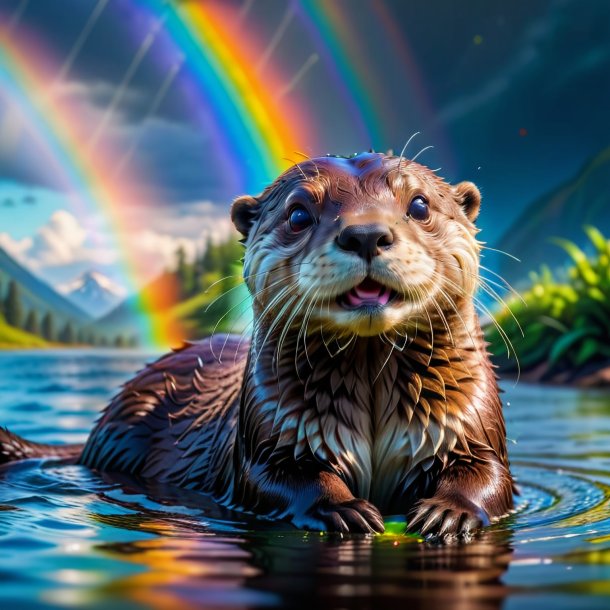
[0,350,610,608]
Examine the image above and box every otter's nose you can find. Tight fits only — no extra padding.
[336,223,394,260]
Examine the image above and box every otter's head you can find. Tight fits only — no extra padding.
[231,152,481,339]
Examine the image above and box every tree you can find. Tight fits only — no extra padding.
[24,310,40,336]
[114,334,126,348]
[42,312,55,341]
[59,321,76,344]
[175,244,194,296]
[4,280,23,328]
[201,237,221,272]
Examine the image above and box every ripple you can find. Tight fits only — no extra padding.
[0,355,610,609]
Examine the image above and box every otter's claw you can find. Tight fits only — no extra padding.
[408,495,489,541]
[299,498,385,534]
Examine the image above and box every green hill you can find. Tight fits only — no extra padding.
[0,316,48,348]
[0,247,91,324]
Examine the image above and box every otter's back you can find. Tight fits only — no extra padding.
[80,335,249,497]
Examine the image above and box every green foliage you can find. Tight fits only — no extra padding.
[487,226,610,374]
[4,280,23,328]
[0,317,47,347]
[58,321,76,345]
[24,310,39,336]
[41,311,55,342]
[172,237,246,337]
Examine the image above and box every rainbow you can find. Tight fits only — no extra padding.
[0,0,445,350]
[136,0,316,195]
[0,31,180,347]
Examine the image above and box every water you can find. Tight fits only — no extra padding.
[0,350,609,609]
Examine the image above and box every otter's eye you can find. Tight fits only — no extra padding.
[288,205,313,232]
[408,196,430,221]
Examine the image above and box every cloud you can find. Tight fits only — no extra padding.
[0,233,33,264]
[29,209,87,265]
[0,209,117,271]
[129,213,237,281]
[0,202,238,288]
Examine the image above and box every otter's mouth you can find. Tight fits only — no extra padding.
[337,277,399,310]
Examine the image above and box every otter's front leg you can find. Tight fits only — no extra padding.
[408,454,513,540]
[236,465,385,534]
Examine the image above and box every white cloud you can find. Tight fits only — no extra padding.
[0,209,117,271]
[0,200,239,289]
[0,233,33,264]
[129,215,237,281]
[29,209,87,265]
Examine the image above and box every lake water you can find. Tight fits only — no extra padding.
[0,350,609,609]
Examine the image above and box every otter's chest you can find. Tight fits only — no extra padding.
[288,350,471,510]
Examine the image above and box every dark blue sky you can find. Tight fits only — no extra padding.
[1,0,609,253]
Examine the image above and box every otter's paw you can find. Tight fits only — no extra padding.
[408,494,489,541]
[297,498,385,534]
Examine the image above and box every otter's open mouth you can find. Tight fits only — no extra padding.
[337,277,399,310]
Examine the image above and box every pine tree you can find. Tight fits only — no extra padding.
[201,237,220,272]
[24,310,40,335]
[59,321,76,344]
[42,312,55,341]
[4,280,23,328]
[175,244,194,296]
[114,334,126,348]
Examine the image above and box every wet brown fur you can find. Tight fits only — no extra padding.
[2,153,514,539]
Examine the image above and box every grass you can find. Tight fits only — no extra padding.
[0,317,49,348]
[487,226,610,376]
[171,269,251,336]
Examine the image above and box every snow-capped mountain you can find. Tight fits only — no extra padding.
[62,271,127,319]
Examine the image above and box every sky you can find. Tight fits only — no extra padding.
[0,0,608,294]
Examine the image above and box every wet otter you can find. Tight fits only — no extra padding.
[0,153,513,538]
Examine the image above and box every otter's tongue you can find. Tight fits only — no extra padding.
[345,277,391,307]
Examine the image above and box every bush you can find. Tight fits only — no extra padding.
[487,226,610,374]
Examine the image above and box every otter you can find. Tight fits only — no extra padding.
[0,152,513,538]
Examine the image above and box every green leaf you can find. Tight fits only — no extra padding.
[552,238,598,285]
[549,327,601,365]
[584,225,608,255]
[575,338,603,367]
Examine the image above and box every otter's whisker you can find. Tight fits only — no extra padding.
[398,131,420,170]
[373,342,395,383]
[294,150,320,179]
[253,291,301,368]
[411,145,434,163]
[479,245,521,263]
[284,157,308,181]
[277,284,316,368]
[297,286,321,369]
[209,274,301,360]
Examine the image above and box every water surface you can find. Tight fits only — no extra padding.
[0,350,609,609]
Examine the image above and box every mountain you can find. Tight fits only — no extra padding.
[63,271,126,319]
[495,147,610,289]
[92,271,182,344]
[0,247,91,323]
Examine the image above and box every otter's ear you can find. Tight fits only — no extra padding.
[231,195,260,238]
[453,181,481,222]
